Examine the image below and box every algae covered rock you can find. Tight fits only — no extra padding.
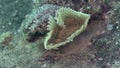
[0,31,12,45]
[20,4,59,42]
[44,7,90,50]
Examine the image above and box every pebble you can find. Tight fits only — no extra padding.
[115,42,118,45]
[107,24,113,31]
[98,57,103,61]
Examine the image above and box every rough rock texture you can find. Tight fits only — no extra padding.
[20,4,59,42]
[0,0,33,34]
[92,1,120,67]
[0,0,120,68]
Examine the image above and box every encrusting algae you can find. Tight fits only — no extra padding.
[20,4,59,42]
[44,7,90,50]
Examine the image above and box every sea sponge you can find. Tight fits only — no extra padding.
[44,7,90,50]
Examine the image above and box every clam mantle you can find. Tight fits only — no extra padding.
[44,7,90,50]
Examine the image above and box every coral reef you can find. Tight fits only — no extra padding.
[0,0,119,68]
[44,7,90,50]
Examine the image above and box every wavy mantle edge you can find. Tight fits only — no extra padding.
[44,7,90,50]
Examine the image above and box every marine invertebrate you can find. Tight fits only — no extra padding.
[44,7,90,50]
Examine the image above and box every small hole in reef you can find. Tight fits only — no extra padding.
[84,0,88,3]
[27,31,49,42]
